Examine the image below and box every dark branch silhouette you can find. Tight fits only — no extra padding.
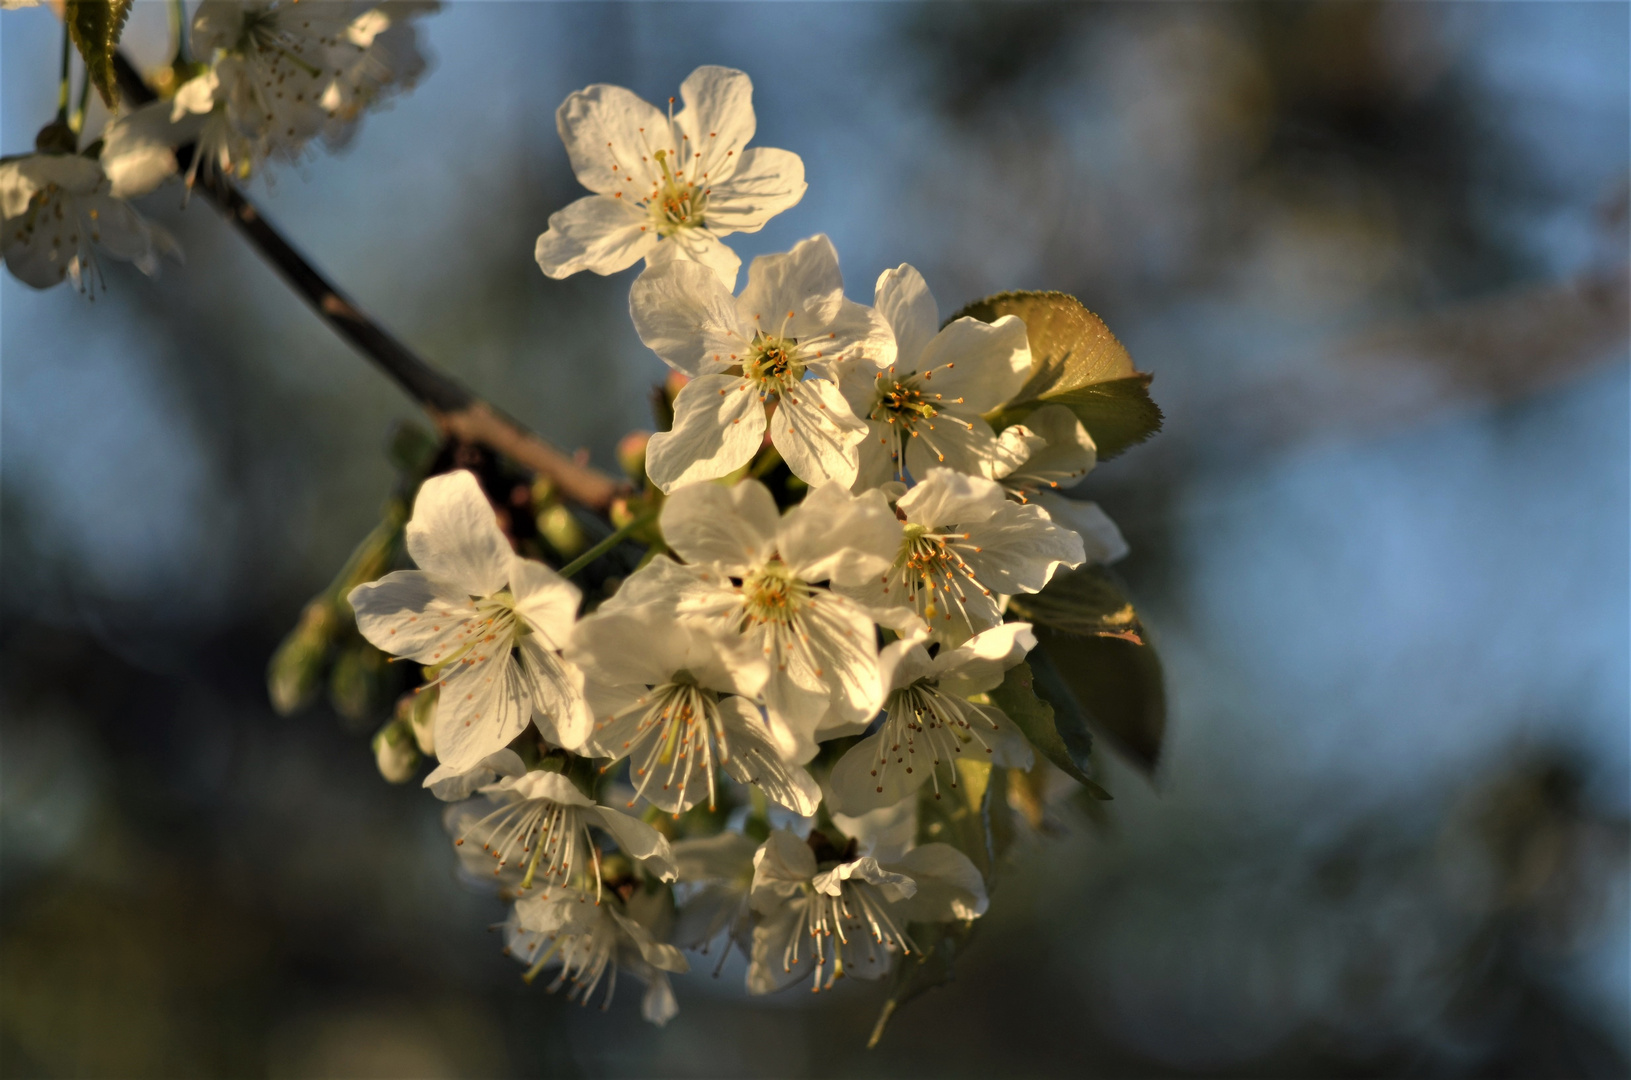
[112,53,629,513]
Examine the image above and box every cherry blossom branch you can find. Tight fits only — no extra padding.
[112,54,630,513]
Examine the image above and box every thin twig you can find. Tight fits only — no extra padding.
[112,53,629,513]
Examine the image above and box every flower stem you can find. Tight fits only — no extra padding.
[170,0,190,65]
[557,511,657,579]
[68,63,92,135]
[57,21,72,122]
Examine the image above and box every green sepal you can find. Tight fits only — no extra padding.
[950,290,1162,459]
[67,0,134,110]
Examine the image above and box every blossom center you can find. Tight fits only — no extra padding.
[607,678,736,811]
[648,149,707,236]
[868,681,1002,799]
[890,524,985,625]
[743,334,805,396]
[741,558,813,624]
[785,874,915,991]
[455,793,602,894]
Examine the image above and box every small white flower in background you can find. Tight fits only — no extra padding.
[0,154,179,291]
[537,65,805,289]
[99,102,199,199]
[827,624,1036,816]
[567,604,821,816]
[348,470,591,771]
[631,235,885,492]
[746,828,987,993]
[503,886,688,1025]
[839,264,1033,489]
[444,765,676,891]
[186,0,435,174]
[656,479,908,760]
[0,0,42,8]
[841,467,1086,645]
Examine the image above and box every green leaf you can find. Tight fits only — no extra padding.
[986,661,1111,800]
[1007,566,1168,775]
[67,0,134,110]
[1006,563,1145,642]
[951,290,1163,459]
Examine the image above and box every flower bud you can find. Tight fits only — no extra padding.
[616,431,651,482]
[267,600,340,715]
[371,718,421,783]
[329,641,390,724]
[397,686,437,755]
[537,504,587,559]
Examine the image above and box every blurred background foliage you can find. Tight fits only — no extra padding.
[2,2,1627,1076]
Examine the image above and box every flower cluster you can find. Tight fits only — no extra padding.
[342,65,1139,1026]
[2,0,434,291]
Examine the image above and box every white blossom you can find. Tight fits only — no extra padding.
[840,467,1086,645]
[445,767,676,891]
[631,235,886,492]
[746,828,987,993]
[347,470,591,771]
[567,604,821,816]
[839,264,1033,488]
[536,65,804,289]
[827,624,1036,816]
[503,886,688,1025]
[0,153,178,291]
[656,479,908,760]
[185,0,435,175]
[992,403,1097,497]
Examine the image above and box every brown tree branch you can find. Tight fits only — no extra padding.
[112,54,629,512]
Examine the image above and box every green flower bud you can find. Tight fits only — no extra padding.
[537,503,588,559]
[616,430,651,482]
[329,642,390,724]
[371,718,421,784]
[267,601,340,716]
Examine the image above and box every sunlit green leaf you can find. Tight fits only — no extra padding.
[951,290,1163,459]
[67,0,134,110]
[1007,563,1145,642]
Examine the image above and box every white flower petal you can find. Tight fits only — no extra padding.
[884,843,989,921]
[348,570,479,663]
[517,635,590,750]
[674,65,755,181]
[673,830,758,883]
[646,231,743,292]
[768,378,866,489]
[641,972,680,1026]
[629,258,746,375]
[422,749,527,801]
[589,806,678,881]
[1031,492,1130,564]
[749,828,819,913]
[736,234,845,332]
[827,731,919,816]
[702,146,806,234]
[508,554,581,649]
[434,655,532,771]
[933,621,1037,697]
[995,403,1096,489]
[555,82,671,196]
[903,411,1019,482]
[896,467,1009,529]
[917,314,1032,414]
[963,500,1087,596]
[874,264,939,368]
[717,695,822,816]
[494,768,596,806]
[534,193,656,279]
[644,373,767,492]
[777,483,900,587]
[405,471,513,598]
[658,476,781,572]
